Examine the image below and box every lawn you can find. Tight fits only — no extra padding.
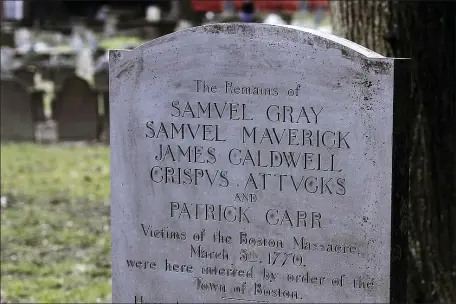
[99,36,144,50]
[1,143,111,303]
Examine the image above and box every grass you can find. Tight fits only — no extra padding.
[1,143,111,303]
[99,36,144,50]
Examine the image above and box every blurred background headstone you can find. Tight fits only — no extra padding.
[165,0,180,21]
[174,20,193,32]
[14,28,33,53]
[145,6,161,22]
[0,76,35,141]
[264,13,286,25]
[0,48,15,74]
[95,5,109,22]
[76,47,94,82]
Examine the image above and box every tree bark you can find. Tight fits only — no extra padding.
[330,1,456,303]
[330,1,397,56]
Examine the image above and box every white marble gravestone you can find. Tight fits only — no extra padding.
[110,24,409,304]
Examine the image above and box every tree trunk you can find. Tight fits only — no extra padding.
[330,1,398,56]
[330,1,456,303]
[179,0,205,26]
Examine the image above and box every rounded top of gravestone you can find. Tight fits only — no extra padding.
[112,23,385,60]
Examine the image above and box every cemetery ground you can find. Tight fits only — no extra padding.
[1,143,111,302]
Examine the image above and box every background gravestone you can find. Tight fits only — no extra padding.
[94,69,109,92]
[1,48,15,73]
[94,69,110,143]
[110,24,409,303]
[11,65,45,122]
[54,75,98,141]
[30,90,46,122]
[0,76,35,141]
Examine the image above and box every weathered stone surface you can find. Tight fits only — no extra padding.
[1,76,35,141]
[110,23,407,303]
[54,75,98,141]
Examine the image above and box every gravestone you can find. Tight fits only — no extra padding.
[1,76,35,141]
[94,69,110,143]
[101,95,110,144]
[94,69,109,92]
[1,47,15,72]
[54,75,98,141]
[50,67,77,120]
[30,90,46,122]
[13,66,47,123]
[76,48,95,80]
[109,24,410,303]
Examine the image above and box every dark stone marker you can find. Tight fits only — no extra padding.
[103,95,110,144]
[54,75,98,141]
[0,76,35,141]
[30,89,46,122]
[11,66,45,122]
[94,69,110,143]
[94,69,109,92]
